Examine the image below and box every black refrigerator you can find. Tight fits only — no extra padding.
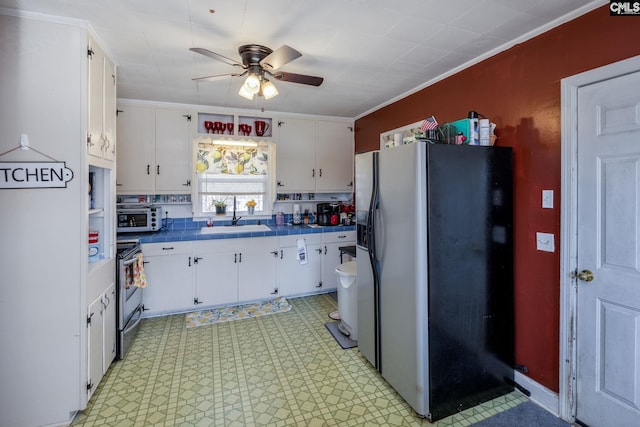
[355,142,514,421]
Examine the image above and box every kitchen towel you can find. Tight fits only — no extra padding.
[296,238,308,265]
[133,253,147,288]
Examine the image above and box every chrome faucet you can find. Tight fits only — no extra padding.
[231,196,242,226]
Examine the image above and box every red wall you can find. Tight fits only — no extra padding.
[354,6,640,392]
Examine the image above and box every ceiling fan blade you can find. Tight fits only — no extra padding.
[260,45,302,71]
[192,72,245,83]
[190,47,244,68]
[271,71,323,87]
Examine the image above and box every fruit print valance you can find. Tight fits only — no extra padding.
[196,142,269,175]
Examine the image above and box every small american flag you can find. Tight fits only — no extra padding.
[421,116,438,132]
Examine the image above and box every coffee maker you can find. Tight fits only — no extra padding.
[316,203,338,226]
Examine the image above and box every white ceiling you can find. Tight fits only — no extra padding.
[1,0,605,118]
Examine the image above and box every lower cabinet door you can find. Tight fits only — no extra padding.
[194,250,238,307]
[278,244,323,296]
[143,253,193,315]
[102,283,117,372]
[87,295,104,400]
[238,243,279,302]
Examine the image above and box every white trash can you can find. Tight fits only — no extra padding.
[335,261,357,340]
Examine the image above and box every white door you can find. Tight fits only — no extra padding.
[275,118,316,192]
[116,104,155,193]
[237,237,279,302]
[316,121,354,192]
[575,69,640,427]
[155,108,192,193]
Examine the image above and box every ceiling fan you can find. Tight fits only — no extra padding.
[190,44,324,100]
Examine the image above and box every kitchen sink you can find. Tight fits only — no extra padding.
[200,224,271,234]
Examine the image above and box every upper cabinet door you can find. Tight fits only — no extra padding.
[87,36,104,159]
[316,121,354,192]
[102,58,116,161]
[276,118,317,192]
[154,108,192,193]
[116,104,155,193]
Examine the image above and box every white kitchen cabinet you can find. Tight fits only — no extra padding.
[193,240,239,307]
[87,295,104,401]
[116,105,192,194]
[87,34,116,161]
[193,237,279,306]
[1,16,120,426]
[115,104,155,193]
[102,283,117,371]
[86,273,116,401]
[237,237,279,301]
[275,118,317,192]
[154,107,192,193]
[275,118,354,193]
[277,234,323,296]
[316,121,354,192]
[321,231,356,291]
[142,242,193,316]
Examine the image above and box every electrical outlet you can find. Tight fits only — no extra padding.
[536,232,555,252]
[542,190,553,209]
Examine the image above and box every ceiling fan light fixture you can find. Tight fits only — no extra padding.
[261,79,278,99]
[238,84,255,100]
[243,73,261,94]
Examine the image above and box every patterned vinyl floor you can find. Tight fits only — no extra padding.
[72,294,527,426]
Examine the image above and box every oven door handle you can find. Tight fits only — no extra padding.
[123,306,143,335]
[123,256,139,267]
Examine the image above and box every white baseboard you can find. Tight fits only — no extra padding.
[514,371,560,416]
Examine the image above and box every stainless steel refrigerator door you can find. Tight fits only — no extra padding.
[355,151,377,368]
[378,142,429,416]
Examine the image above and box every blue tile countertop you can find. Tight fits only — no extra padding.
[118,215,355,244]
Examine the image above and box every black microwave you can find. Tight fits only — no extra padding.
[116,206,162,233]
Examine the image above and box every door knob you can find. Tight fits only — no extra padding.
[577,270,594,282]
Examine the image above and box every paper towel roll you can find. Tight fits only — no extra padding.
[479,119,491,146]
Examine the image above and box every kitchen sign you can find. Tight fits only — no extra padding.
[0,161,74,189]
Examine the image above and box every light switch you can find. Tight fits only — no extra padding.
[536,232,555,252]
[542,190,553,209]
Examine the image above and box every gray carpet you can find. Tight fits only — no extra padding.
[473,401,570,427]
[325,321,357,349]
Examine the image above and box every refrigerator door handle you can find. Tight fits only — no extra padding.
[367,152,382,371]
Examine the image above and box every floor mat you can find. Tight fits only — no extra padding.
[325,321,357,349]
[472,401,570,427]
[185,297,292,328]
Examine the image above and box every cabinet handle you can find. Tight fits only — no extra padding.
[234,253,237,263]
[193,256,202,264]
[319,168,322,177]
[316,248,322,254]
[348,181,353,187]
[312,168,315,178]
[87,134,93,147]
[280,250,283,259]
[338,235,347,239]
[157,165,160,175]
[271,288,279,295]
[271,250,279,257]
[194,298,202,305]
[277,181,284,187]
[238,253,242,263]
[147,164,150,175]
[188,256,191,267]
[162,246,175,251]
[182,179,191,187]
[316,281,323,288]
[324,246,327,255]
